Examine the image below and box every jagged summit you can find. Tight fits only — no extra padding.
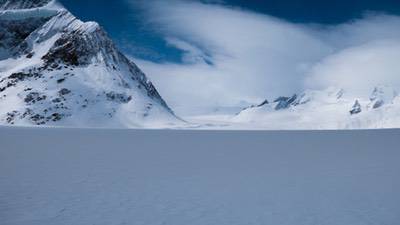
[350,100,362,115]
[0,0,179,128]
[369,85,398,109]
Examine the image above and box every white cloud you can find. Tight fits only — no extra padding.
[165,37,212,64]
[128,0,400,115]
[306,40,400,95]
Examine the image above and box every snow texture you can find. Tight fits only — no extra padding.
[1,126,400,225]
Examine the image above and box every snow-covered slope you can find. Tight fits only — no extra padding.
[1,127,400,225]
[0,0,179,128]
[234,86,400,129]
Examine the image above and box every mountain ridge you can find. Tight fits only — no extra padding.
[232,86,400,129]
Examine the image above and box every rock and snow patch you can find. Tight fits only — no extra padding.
[350,100,362,115]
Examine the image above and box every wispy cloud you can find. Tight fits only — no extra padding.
[306,40,400,95]
[127,0,400,114]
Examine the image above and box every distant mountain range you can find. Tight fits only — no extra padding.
[233,86,400,129]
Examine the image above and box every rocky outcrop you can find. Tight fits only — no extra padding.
[350,100,362,115]
[274,94,298,110]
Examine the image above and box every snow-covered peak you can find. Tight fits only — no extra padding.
[368,85,398,109]
[350,100,362,115]
[0,0,179,128]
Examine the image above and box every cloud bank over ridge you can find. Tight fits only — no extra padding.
[128,0,400,114]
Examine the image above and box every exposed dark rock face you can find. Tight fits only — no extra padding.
[24,92,47,104]
[369,87,391,109]
[350,100,362,115]
[4,106,68,125]
[238,94,301,114]
[274,94,298,110]
[6,110,18,124]
[58,88,71,96]
[0,17,50,59]
[257,99,269,107]
[106,92,132,103]
[370,87,383,102]
[336,89,344,99]
[293,93,312,106]
[56,78,65,83]
[0,71,42,92]
[0,0,52,10]
[42,31,100,66]
[372,99,384,109]
[237,99,269,114]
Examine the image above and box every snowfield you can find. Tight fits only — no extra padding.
[1,127,400,225]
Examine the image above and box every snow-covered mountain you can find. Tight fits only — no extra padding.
[0,0,180,128]
[234,86,400,129]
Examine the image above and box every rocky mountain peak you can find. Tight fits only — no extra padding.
[0,0,178,127]
[369,85,398,109]
[350,100,362,115]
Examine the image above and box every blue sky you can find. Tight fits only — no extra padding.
[58,0,400,113]
[59,0,400,63]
